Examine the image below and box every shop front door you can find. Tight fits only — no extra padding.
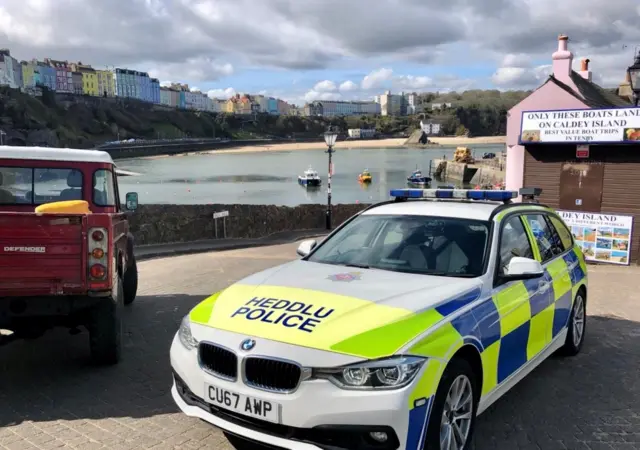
[559,162,604,212]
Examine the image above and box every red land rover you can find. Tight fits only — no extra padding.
[0,146,139,365]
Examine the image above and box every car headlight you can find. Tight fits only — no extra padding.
[178,316,198,351]
[314,356,426,390]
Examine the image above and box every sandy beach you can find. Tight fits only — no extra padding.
[133,136,506,160]
[199,136,506,156]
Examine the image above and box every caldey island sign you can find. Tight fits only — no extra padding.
[519,107,640,144]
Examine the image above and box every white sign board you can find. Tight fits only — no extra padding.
[557,210,634,265]
[520,108,640,144]
[213,210,229,219]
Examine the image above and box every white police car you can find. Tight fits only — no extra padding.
[170,188,588,450]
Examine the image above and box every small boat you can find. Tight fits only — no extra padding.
[407,169,431,186]
[358,169,372,183]
[298,167,322,187]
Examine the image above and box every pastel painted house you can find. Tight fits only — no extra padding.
[505,34,640,264]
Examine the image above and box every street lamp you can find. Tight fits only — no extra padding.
[627,49,640,107]
[324,127,338,230]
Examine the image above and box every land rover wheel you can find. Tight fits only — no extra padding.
[123,258,138,305]
[424,357,479,450]
[88,275,123,365]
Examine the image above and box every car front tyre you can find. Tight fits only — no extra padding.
[558,290,586,357]
[424,358,479,450]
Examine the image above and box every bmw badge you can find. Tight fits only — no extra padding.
[240,338,256,351]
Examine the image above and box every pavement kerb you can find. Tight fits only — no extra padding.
[134,230,328,261]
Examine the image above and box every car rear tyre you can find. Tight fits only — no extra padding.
[123,258,138,306]
[223,432,271,450]
[88,275,123,365]
[424,358,479,450]
[558,290,586,357]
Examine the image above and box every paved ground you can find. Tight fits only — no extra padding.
[1,242,639,450]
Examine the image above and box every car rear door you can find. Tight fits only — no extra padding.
[522,213,573,343]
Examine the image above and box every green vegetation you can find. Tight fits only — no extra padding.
[0,87,531,148]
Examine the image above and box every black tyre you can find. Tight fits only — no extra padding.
[424,358,479,450]
[123,258,138,306]
[558,290,586,356]
[223,432,269,450]
[88,275,123,365]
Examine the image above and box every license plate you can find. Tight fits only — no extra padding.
[205,383,280,423]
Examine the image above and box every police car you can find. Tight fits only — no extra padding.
[170,188,588,450]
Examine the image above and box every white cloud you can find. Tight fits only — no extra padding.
[207,87,236,99]
[394,75,433,90]
[303,90,342,102]
[147,57,233,83]
[491,65,552,89]
[0,0,637,98]
[339,80,358,91]
[313,80,337,92]
[361,68,393,90]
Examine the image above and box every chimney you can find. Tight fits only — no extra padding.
[579,58,592,81]
[552,34,573,81]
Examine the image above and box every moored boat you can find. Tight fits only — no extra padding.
[297,167,322,187]
[358,169,372,183]
[407,169,431,186]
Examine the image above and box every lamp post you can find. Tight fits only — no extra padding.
[324,127,338,230]
[627,49,640,107]
[0,130,5,146]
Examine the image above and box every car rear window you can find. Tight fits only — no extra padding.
[0,167,84,205]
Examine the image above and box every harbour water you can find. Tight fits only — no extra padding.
[116,145,504,206]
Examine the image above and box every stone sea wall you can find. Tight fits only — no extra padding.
[128,203,370,245]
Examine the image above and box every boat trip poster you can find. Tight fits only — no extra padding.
[556,210,633,265]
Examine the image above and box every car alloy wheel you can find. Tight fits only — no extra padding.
[572,294,585,348]
[440,374,473,450]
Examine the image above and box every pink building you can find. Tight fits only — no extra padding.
[506,35,640,264]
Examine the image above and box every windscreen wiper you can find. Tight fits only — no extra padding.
[343,263,371,269]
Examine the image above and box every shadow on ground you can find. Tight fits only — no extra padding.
[1,295,639,448]
[0,294,204,428]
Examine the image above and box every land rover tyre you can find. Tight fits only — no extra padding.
[223,432,266,450]
[123,257,138,305]
[88,274,123,365]
[424,357,479,450]
[558,289,586,357]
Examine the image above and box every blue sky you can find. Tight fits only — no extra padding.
[1,0,637,105]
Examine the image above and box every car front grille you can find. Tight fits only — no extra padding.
[198,342,238,380]
[243,357,302,393]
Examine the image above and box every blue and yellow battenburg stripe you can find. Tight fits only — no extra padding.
[402,245,587,449]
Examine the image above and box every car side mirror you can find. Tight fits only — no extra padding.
[297,239,317,257]
[125,192,138,211]
[503,257,544,280]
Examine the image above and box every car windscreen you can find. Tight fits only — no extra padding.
[307,214,490,277]
[0,167,84,205]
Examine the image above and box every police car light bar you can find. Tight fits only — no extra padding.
[390,188,518,202]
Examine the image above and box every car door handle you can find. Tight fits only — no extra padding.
[538,281,551,293]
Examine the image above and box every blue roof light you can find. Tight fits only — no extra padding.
[390,188,517,202]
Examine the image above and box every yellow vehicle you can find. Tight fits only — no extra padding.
[453,146,474,163]
[358,169,372,183]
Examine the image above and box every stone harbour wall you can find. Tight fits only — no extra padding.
[128,203,370,245]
